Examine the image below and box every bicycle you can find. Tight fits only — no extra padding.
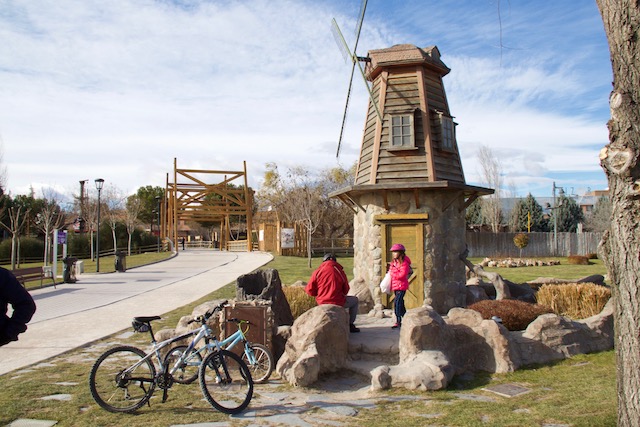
[88,300,253,414]
[166,316,274,385]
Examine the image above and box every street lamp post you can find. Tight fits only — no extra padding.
[552,181,565,256]
[155,196,161,253]
[95,178,105,272]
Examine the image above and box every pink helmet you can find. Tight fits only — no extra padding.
[390,243,405,252]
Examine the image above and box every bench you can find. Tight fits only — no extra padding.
[11,266,56,289]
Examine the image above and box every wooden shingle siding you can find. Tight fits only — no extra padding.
[352,45,466,186]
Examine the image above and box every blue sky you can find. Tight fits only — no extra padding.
[0,0,611,203]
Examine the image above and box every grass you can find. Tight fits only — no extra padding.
[469,257,608,284]
[0,254,616,426]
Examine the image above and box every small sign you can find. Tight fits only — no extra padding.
[281,228,295,249]
[57,230,67,245]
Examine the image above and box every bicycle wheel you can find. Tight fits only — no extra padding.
[89,346,156,413]
[241,343,274,384]
[199,349,253,414]
[164,345,202,385]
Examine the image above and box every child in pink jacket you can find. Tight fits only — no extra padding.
[388,243,411,329]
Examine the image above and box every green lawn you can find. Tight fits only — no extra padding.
[0,254,616,426]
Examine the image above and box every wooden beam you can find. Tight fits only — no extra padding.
[369,70,388,184]
[416,67,437,181]
[413,188,420,209]
[461,192,480,212]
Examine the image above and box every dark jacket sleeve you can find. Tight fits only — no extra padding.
[0,268,37,344]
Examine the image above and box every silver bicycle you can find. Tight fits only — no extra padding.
[88,301,253,414]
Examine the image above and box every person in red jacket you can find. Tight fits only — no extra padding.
[388,243,412,329]
[305,253,360,333]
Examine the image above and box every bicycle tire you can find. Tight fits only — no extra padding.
[89,345,156,413]
[199,349,253,414]
[241,343,274,384]
[164,345,202,385]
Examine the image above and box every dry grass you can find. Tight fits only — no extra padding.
[536,282,611,319]
[282,285,317,319]
[468,299,553,331]
[567,255,591,265]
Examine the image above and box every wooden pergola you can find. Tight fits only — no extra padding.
[162,158,253,251]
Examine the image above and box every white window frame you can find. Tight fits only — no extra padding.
[389,113,415,148]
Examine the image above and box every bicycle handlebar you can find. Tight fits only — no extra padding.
[187,300,228,325]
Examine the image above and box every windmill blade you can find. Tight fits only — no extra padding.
[332,0,381,158]
[336,60,357,158]
[331,18,353,64]
[354,0,368,49]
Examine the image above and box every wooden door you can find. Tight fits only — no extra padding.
[383,223,424,309]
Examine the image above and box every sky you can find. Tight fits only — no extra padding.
[0,0,613,206]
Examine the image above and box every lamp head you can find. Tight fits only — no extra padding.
[95,178,105,191]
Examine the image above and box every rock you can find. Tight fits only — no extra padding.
[273,325,292,362]
[349,277,373,314]
[512,300,614,366]
[236,269,294,327]
[388,351,454,391]
[370,365,391,390]
[399,307,451,362]
[276,305,349,386]
[446,308,519,373]
[466,281,489,305]
[577,274,607,286]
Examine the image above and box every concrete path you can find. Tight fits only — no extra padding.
[0,250,273,376]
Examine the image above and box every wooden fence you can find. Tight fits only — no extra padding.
[465,231,604,258]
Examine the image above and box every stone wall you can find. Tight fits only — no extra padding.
[352,189,467,314]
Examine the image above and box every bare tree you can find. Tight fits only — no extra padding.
[103,186,126,253]
[287,167,324,267]
[0,205,29,269]
[124,194,142,255]
[596,1,640,424]
[34,189,64,266]
[477,145,504,232]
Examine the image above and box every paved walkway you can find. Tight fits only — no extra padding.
[0,250,273,376]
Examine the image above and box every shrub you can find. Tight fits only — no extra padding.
[513,233,529,257]
[0,237,44,262]
[468,299,552,331]
[567,255,590,265]
[282,285,317,319]
[536,283,611,319]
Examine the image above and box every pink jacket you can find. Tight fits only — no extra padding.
[389,255,412,291]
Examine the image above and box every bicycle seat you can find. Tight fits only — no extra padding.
[134,316,161,323]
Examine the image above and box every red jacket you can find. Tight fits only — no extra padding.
[389,255,412,292]
[305,260,350,306]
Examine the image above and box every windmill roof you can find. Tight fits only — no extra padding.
[367,44,451,79]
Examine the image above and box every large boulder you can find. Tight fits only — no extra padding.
[445,308,519,373]
[276,304,349,386]
[511,298,614,366]
[349,277,373,314]
[236,268,294,327]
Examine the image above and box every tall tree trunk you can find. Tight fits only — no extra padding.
[596,1,640,424]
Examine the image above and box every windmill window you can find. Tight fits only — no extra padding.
[390,114,415,148]
[439,113,456,151]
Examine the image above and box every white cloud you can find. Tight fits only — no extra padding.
[0,0,612,200]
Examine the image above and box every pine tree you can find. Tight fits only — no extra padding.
[512,194,548,232]
[552,195,584,232]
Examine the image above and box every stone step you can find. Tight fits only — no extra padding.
[348,314,400,366]
[346,359,390,379]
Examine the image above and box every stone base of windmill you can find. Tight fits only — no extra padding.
[276,298,613,391]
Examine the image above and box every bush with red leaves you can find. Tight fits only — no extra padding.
[468,299,553,331]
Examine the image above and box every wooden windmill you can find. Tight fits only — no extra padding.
[331,7,493,314]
